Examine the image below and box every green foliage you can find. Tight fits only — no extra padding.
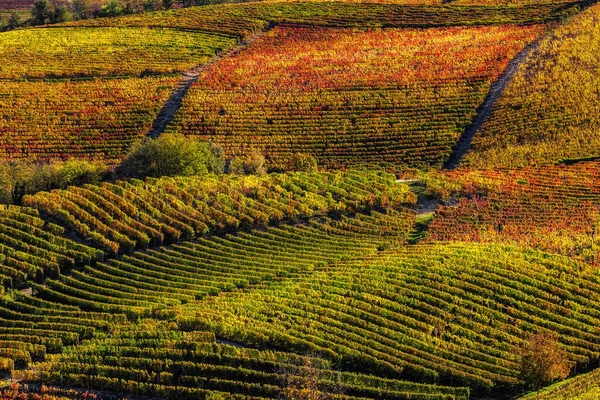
[31,0,51,25]
[0,160,108,205]
[117,135,225,180]
[519,368,600,400]
[289,153,318,173]
[228,149,266,176]
[99,0,123,18]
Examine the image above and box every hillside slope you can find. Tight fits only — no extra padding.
[463,3,600,168]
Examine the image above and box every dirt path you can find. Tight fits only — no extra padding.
[148,28,272,139]
[443,39,541,170]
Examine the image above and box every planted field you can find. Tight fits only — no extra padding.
[519,368,600,399]
[0,0,34,9]
[0,22,239,163]
[0,205,100,288]
[66,1,581,32]
[169,24,544,169]
[177,243,600,392]
[0,0,578,165]
[463,3,600,168]
[0,77,177,163]
[425,162,600,263]
[0,28,235,79]
[32,209,414,318]
[17,324,470,400]
[24,170,414,255]
[0,172,419,394]
[0,289,125,370]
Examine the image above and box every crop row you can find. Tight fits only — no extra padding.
[0,77,176,163]
[0,290,124,371]
[424,162,600,263]
[16,323,470,400]
[518,367,600,399]
[0,28,235,79]
[175,243,600,392]
[463,3,600,168]
[24,170,414,255]
[168,25,544,169]
[0,205,101,287]
[32,208,415,319]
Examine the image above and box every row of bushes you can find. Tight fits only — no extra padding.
[0,135,318,205]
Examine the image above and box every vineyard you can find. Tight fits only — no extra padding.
[172,244,600,391]
[0,28,235,79]
[424,162,600,264]
[16,323,471,400]
[167,24,544,169]
[0,0,583,165]
[462,3,600,168]
[519,368,600,399]
[1,0,600,398]
[23,170,414,255]
[0,77,177,163]
[0,0,35,10]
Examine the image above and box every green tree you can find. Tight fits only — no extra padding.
[51,5,72,23]
[72,0,93,20]
[117,134,224,179]
[99,0,123,18]
[31,0,52,25]
[0,160,108,205]
[8,12,21,29]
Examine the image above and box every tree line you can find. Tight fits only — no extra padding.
[2,0,241,30]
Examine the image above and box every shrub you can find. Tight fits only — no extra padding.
[289,153,318,172]
[228,157,245,175]
[243,149,267,176]
[117,135,224,179]
[0,160,108,205]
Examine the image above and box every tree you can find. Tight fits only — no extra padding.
[117,134,224,179]
[51,5,72,23]
[163,0,173,8]
[0,160,108,205]
[72,0,93,20]
[8,12,21,30]
[243,149,267,176]
[98,0,123,18]
[31,0,52,25]
[519,332,571,396]
[289,153,318,172]
[228,157,245,175]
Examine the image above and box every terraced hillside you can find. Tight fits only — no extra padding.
[0,0,581,166]
[0,22,237,163]
[462,2,600,168]
[24,170,413,255]
[173,244,600,392]
[2,0,600,398]
[424,162,600,264]
[168,24,544,169]
[0,168,598,398]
